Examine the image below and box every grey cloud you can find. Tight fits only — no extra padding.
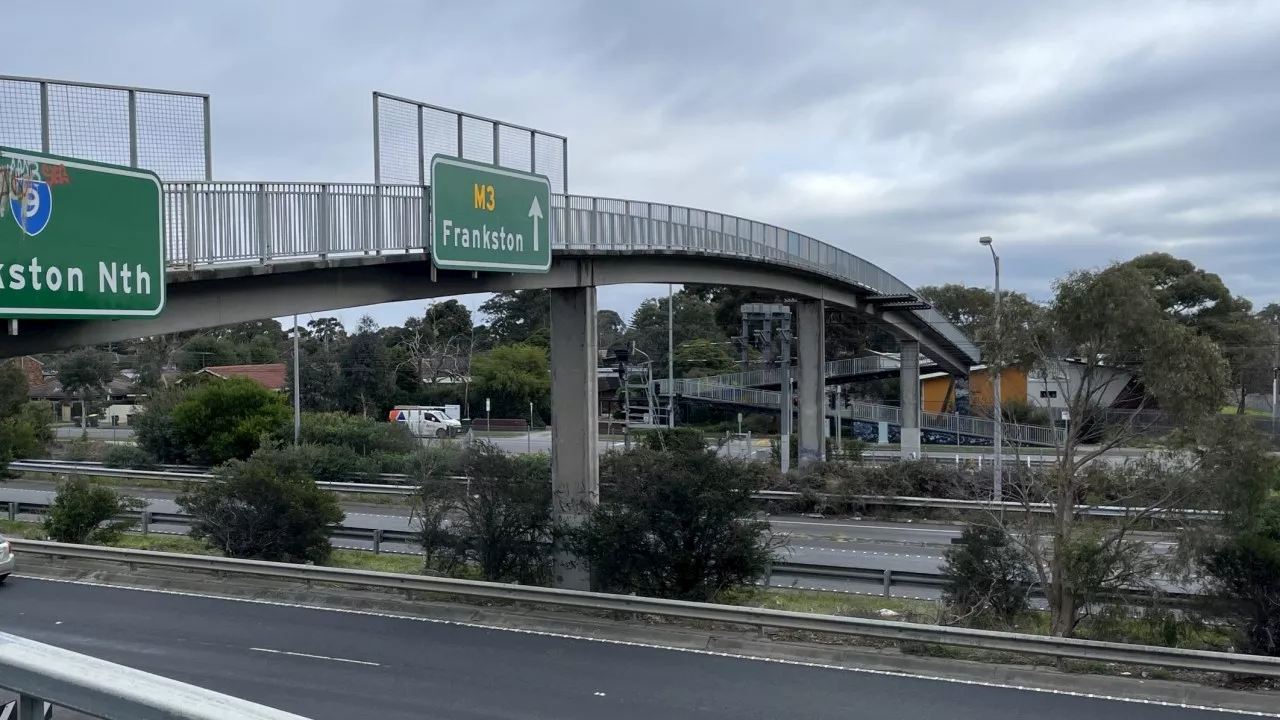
[9,0,1280,325]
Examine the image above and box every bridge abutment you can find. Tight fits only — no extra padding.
[549,286,600,590]
[900,340,922,459]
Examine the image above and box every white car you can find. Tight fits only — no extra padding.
[0,533,13,583]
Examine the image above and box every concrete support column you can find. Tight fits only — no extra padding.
[549,286,600,590]
[900,340,922,459]
[796,300,826,466]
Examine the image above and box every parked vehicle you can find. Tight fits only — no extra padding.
[388,405,463,438]
[0,533,14,583]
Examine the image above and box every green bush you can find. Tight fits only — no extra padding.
[411,441,552,584]
[570,444,784,601]
[103,444,159,470]
[287,411,418,456]
[941,524,1033,628]
[169,378,291,465]
[634,427,707,454]
[177,445,345,564]
[43,477,146,545]
[131,386,187,463]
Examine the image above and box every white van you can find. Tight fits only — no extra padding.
[388,405,463,438]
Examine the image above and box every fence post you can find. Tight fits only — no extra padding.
[140,511,151,535]
[882,569,892,597]
[371,529,383,555]
[7,501,15,521]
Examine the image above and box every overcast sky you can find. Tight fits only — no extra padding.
[12,0,1280,332]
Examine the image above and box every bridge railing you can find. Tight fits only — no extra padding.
[700,354,941,389]
[160,182,979,363]
[0,630,311,719]
[667,379,1060,446]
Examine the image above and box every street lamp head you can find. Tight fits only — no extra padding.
[979,236,993,246]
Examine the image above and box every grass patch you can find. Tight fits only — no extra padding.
[112,533,219,555]
[0,519,40,537]
[735,587,939,622]
[329,550,424,574]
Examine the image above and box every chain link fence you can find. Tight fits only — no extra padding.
[0,75,211,181]
[373,92,567,193]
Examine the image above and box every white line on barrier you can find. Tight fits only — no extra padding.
[15,576,1278,718]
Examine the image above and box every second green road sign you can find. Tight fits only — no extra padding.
[430,154,552,274]
[0,146,165,319]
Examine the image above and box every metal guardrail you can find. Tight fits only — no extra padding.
[10,539,1279,677]
[0,629,311,720]
[9,460,1219,520]
[753,490,1221,520]
[665,379,1060,446]
[158,181,979,366]
[5,500,416,556]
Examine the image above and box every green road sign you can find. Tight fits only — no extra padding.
[0,146,165,320]
[430,155,551,274]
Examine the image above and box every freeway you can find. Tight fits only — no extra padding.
[0,482,1177,571]
[0,577,1260,720]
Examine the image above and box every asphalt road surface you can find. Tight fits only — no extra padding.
[0,578,1257,720]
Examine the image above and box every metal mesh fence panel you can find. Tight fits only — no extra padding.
[374,92,567,193]
[0,79,42,151]
[0,75,210,181]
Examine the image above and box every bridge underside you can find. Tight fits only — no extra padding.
[0,252,973,375]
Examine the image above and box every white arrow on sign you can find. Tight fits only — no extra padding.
[528,196,544,252]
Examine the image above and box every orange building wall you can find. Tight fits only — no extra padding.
[921,367,1028,413]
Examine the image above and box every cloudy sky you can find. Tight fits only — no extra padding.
[11,0,1280,331]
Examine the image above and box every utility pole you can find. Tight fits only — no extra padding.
[1272,319,1278,437]
[667,283,675,429]
[979,236,1002,502]
[292,314,301,445]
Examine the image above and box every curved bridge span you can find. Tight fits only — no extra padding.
[3,182,979,374]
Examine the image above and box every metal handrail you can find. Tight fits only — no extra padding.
[9,540,1278,677]
[662,379,1059,446]
[159,182,979,365]
[702,355,940,389]
[0,630,311,719]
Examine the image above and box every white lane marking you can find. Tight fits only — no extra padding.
[791,546,939,560]
[14,576,1277,718]
[771,520,957,534]
[250,647,380,667]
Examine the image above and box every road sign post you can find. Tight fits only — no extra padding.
[0,146,165,319]
[430,155,551,274]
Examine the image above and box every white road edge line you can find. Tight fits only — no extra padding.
[250,647,380,667]
[13,575,1277,718]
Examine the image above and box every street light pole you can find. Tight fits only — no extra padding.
[292,314,301,445]
[979,237,1002,502]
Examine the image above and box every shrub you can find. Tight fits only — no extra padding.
[177,445,345,563]
[131,386,187,463]
[941,524,1033,628]
[411,441,552,584]
[103,444,159,470]
[634,427,707,454]
[1197,492,1280,656]
[570,444,784,601]
[288,411,418,456]
[43,477,145,545]
[169,378,292,465]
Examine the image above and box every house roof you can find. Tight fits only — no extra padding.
[197,363,288,391]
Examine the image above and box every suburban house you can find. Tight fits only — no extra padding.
[6,356,47,389]
[194,363,288,391]
[922,359,1142,415]
[28,375,139,423]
